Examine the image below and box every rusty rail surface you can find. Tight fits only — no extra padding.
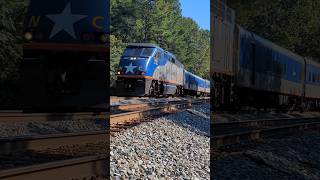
[0,112,107,123]
[111,97,209,111]
[0,155,108,180]
[212,117,320,148]
[0,131,108,154]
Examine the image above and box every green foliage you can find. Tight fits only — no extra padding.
[110,35,126,85]
[229,0,320,61]
[0,0,29,106]
[110,0,210,83]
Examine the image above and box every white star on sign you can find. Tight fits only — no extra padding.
[125,63,137,74]
[46,2,87,39]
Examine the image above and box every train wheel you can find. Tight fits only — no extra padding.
[149,80,156,97]
[149,80,161,98]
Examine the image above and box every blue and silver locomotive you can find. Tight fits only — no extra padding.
[116,43,210,97]
[22,0,109,111]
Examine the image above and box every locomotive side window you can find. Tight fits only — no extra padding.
[142,48,155,57]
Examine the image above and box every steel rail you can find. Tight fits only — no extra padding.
[212,117,320,147]
[111,97,209,111]
[0,112,107,123]
[0,98,209,122]
[0,131,108,154]
[110,99,208,126]
[0,155,108,180]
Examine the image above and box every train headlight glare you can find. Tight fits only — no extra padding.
[24,32,33,41]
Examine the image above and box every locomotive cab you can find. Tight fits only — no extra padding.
[21,0,109,112]
[116,43,184,97]
[116,44,156,96]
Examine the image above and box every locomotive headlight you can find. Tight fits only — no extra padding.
[117,69,122,75]
[24,32,33,41]
[130,57,137,60]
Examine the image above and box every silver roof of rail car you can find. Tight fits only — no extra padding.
[305,58,320,68]
[238,26,305,64]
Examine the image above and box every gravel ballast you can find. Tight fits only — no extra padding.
[213,130,320,180]
[0,119,105,137]
[110,104,210,179]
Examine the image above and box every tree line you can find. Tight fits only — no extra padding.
[0,0,28,106]
[228,0,320,62]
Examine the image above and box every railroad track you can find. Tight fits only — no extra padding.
[0,155,108,180]
[0,131,109,179]
[110,98,209,132]
[0,130,108,154]
[212,117,320,148]
[0,111,106,123]
[0,97,209,179]
[0,97,209,123]
[110,96,146,104]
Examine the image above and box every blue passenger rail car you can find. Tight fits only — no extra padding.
[116,43,184,96]
[305,59,320,108]
[213,0,320,110]
[184,71,210,96]
[213,2,320,110]
[21,0,109,112]
[235,26,305,108]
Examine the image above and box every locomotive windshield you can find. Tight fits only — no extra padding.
[123,47,155,57]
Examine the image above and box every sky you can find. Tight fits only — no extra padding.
[180,0,210,30]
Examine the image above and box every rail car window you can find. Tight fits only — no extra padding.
[309,72,312,82]
[123,47,155,57]
[299,71,303,81]
[282,63,287,75]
